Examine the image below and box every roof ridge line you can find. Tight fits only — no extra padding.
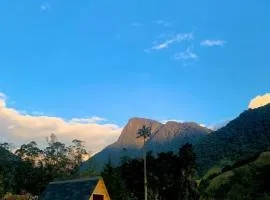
[50,176,101,184]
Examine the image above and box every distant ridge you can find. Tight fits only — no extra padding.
[81,118,210,171]
[82,103,270,173]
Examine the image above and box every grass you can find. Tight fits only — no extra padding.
[205,170,233,193]
[203,151,270,198]
[202,166,221,180]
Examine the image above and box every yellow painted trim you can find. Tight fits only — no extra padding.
[89,178,111,200]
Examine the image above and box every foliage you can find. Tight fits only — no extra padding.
[0,134,89,198]
[101,159,129,200]
[0,143,14,152]
[0,175,5,197]
[200,151,270,199]
[101,143,199,200]
[195,104,270,174]
[136,125,151,140]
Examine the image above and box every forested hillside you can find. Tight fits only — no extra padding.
[199,151,270,199]
[195,103,270,174]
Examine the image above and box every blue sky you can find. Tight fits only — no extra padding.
[0,0,270,129]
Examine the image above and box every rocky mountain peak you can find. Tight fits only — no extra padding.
[115,117,162,149]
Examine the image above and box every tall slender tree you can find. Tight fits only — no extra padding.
[137,125,152,200]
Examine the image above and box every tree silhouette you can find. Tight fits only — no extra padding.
[136,125,151,200]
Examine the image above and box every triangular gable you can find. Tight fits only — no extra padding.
[89,178,111,200]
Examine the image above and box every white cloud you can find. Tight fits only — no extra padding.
[174,47,198,61]
[248,93,270,109]
[200,123,206,128]
[40,3,51,11]
[149,33,193,51]
[0,94,122,153]
[69,117,106,124]
[200,39,226,47]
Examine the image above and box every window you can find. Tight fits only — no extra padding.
[93,194,104,200]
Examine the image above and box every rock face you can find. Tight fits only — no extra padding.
[81,118,211,171]
[146,121,211,153]
[115,118,162,149]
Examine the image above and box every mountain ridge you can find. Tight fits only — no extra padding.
[81,117,211,171]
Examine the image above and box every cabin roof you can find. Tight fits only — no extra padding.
[40,177,101,200]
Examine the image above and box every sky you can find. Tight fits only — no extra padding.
[0,0,270,152]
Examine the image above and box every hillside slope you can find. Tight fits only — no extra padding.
[195,103,270,174]
[200,151,270,199]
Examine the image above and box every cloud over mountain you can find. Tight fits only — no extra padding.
[248,93,270,109]
[0,93,122,153]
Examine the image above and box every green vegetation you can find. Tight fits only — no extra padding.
[199,151,270,199]
[0,134,88,198]
[202,167,222,180]
[195,104,270,174]
[102,143,199,200]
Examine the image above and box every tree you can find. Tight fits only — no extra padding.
[118,143,199,200]
[68,139,88,173]
[0,174,5,197]
[43,134,70,179]
[15,141,43,164]
[0,142,13,152]
[101,158,129,200]
[136,125,152,200]
[0,134,91,197]
[177,143,198,200]
[120,157,144,199]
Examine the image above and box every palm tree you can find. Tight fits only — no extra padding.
[137,125,152,200]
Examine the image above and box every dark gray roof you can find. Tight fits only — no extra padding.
[40,177,100,200]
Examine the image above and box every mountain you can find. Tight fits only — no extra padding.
[116,118,162,149]
[82,103,270,173]
[81,118,210,171]
[195,103,270,174]
[81,118,161,171]
[146,121,211,153]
